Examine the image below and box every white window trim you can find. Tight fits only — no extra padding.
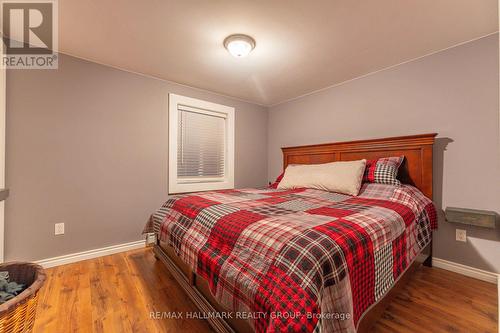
[168,93,235,194]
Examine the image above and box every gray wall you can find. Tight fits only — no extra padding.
[6,54,268,261]
[268,34,500,273]
[5,35,500,274]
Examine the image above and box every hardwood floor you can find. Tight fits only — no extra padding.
[32,248,498,333]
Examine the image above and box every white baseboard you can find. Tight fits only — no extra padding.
[432,257,499,284]
[36,239,146,268]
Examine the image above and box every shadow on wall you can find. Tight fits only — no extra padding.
[432,137,500,273]
[433,137,452,211]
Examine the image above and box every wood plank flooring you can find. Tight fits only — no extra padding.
[32,248,498,333]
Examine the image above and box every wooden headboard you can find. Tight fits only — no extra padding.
[281,133,437,199]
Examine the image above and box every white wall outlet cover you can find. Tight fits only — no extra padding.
[455,229,467,242]
[146,233,156,245]
[55,222,65,235]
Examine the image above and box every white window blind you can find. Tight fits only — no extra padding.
[177,105,226,181]
[168,94,235,194]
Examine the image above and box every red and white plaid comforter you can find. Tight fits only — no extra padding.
[144,183,437,332]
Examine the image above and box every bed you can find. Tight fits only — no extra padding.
[143,133,438,333]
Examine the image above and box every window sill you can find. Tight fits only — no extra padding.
[168,181,234,195]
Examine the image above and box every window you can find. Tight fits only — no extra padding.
[168,94,234,194]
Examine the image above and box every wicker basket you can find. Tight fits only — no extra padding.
[0,262,46,333]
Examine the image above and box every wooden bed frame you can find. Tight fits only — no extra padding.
[154,133,437,333]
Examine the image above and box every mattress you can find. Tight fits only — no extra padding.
[143,183,437,332]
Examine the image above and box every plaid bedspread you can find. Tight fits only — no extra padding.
[143,183,437,332]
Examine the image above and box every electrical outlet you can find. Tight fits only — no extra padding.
[146,233,156,245]
[455,229,466,242]
[54,223,65,235]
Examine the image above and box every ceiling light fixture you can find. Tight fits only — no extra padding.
[223,34,256,58]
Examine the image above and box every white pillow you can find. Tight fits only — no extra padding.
[277,160,367,196]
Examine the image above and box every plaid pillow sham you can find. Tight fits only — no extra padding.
[269,172,284,189]
[363,156,404,185]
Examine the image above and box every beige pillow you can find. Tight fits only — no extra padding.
[277,159,367,196]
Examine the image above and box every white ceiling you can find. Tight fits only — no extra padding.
[59,0,498,106]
